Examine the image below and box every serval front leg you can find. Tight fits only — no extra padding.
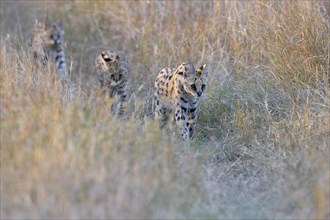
[174,104,189,141]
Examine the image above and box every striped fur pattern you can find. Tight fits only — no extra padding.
[95,49,130,116]
[154,62,210,140]
[31,19,67,81]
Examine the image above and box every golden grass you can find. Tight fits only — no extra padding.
[1,1,329,218]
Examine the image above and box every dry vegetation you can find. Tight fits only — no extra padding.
[1,1,329,219]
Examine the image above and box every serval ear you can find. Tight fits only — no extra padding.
[183,61,195,78]
[44,18,51,30]
[56,20,63,29]
[197,63,210,78]
[33,19,40,31]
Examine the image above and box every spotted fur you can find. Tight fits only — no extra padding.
[31,19,68,81]
[95,49,130,116]
[154,61,210,140]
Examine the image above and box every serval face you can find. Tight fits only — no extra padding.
[96,50,121,85]
[182,63,209,98]
[43,20,65,49]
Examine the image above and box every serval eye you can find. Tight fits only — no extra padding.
[202,85,206,90]
[190,84,197,91]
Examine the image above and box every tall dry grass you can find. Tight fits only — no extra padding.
[1,1,329,219]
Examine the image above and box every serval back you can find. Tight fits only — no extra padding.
[31,19,68,82]
[154,61,210,140]
[95,49,130,116]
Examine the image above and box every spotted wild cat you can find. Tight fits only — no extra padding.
[95,49,130,116]
[31,19,68,82]
[153,61,210,140]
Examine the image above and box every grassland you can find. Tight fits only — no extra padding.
[1,1,329,219]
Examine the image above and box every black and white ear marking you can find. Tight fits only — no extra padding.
[198,63,210,78]
[183,70,192,78]
[183,62,195,78]
[101,52,112,62]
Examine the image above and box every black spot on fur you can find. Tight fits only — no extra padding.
[180,97,188,103]
[59,60,65,68]
[190,108,197,113]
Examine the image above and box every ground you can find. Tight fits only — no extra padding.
[1,1,329,219]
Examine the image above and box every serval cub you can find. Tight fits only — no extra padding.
[95,49,130,116]
[31,19,68,82]
[154,61,210,140]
